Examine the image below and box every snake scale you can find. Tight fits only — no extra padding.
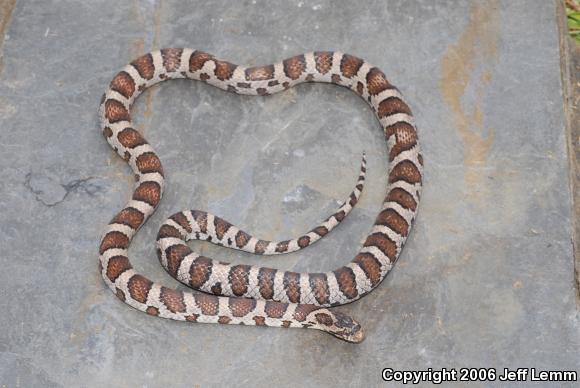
[98,49,422,343]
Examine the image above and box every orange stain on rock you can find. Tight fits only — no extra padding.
[440,1,500,199]
[0,0,17,75]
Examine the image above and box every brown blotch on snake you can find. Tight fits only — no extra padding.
[133,181,161,207]
[312,225,328,237]
[297,236,310,248]
[378,97,412,118]
[376,209,409,237]
[136,152,163,175]
[283,55,306,80]
[146,306,159,316]
[229,298,257,317]
[112,207,144,230]
[388,125,418,162]
[340,54,364,78]
[127,274,153,304]
[389,160,422,185]
[353,253,383,287]
[364,233,397,262]
[245,65,275,81]
[366,67,392,95]
[213,217,231,240]
[235,230,251,248]
[309,273,330,305]
[116,288,126,301]
[315,312,334,326]
[106,256,132,282]
[195,294,219,316]
[264,301,287,319]
[191,210,208,233]
[293,304,319,322]
[314,51,333,74]
[258,268,277,300]
[253,316,266,326]
[164,244,191,277]
[131,53,155,80]
[161,48,183,73]
[275,240,290,253]
[254,240,269,255]
[103,126,113,138]
[211,282,222,295]
[214,60,237,81]
[334,210,346,222]
[157,224,182,240]
[189,51,214,73]
[117,128,147,149]
[333,267,358,300]
[189,256,213,289]
[99,231,129,254]
[283,272,301,303]
[386,187,417,211]
[169,212,192,234]
[160,287,186,313]
[110,71,135,99]
[229,264,251,296]
[104,99,130,123]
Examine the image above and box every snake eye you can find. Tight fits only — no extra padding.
[332,311,355,328]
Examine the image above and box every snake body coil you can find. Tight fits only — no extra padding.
[99,49,422,343]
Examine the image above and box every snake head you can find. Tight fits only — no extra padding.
[307,309,365,343]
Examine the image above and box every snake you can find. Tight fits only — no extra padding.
[98,49,422,343]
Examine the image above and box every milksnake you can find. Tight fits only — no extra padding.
[98,49,422,343]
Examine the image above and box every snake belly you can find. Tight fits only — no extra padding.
[98,49,423,343]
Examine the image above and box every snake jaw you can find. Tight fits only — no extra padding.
[341,324,366,343]
[328,323,365,343]
[307,309,365,343]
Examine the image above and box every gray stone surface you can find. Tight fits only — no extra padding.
[0,0,578,386]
